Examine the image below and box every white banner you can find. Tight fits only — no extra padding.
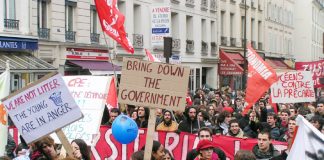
[270,71,315,103]
[61,76,111,144]
[151,5,171,47]
[2,73,82,143]
[287,115,324,160]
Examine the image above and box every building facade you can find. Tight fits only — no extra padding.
[0,0,56,92]
[218,0,265,90]
[294,0,324,61]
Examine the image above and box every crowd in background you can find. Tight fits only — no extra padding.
[2,86,324,160]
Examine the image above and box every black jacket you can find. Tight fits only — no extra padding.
[178,107,205,134]
[252,143,280,159]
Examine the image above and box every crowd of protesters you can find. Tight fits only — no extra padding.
[2,86,324,160]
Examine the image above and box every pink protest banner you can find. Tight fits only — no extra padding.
[270,71,316,103]
[295,60,324,88]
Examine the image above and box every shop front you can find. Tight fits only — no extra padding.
[219,49,244,90]
[64,47,121,76]
[0,36,56,92]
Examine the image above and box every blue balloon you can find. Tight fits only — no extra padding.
[112,115,139,144]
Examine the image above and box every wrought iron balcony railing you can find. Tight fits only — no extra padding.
[186,40,194,53]
[230,37,236,47]
[91,33,100,43]
[201,0,208,11]
[210,0,217,11]
[38,28,50,40]
[201,41,208,54]
[133,34,143,48]
[172,39,181,51]
[4,19,19,30]
[211,42,217,54]
[221,36,227,46]
[65,31,76,42]
[186,0,195,8]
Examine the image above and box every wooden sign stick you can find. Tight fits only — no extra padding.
[143,108,157,160]
[56,129,74,158]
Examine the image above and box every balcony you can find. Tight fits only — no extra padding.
[230,0,236,4]
[201,41,208,54]
[251,2,256,9]
[211,42,217,55]
[185,0,195,8]
[4,19,19,30]
[65,31,76,42]
[172,39,181,51]
[133,34,143,49]
[251,41,256,49]
[91,33,100,43]
[210,0,217,12]
[240,0,250,9]
[221,36,227,46]
[258,4,263,11]
[230,37,236,47]
[241,38,245,47]
[38,28,50,40]
[258,42,263,50]
[171,0,180,4]
[186,40,194,53]
[201,0,208,11]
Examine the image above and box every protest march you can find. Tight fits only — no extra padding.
[0,0,324,160]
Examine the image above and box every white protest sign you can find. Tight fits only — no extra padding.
[61,76,111,144]
[1,73,82,144]
[271,71,316,103]
[151,5,171,47]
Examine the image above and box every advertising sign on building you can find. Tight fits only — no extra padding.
[270,71,316,103]
[66,48,109,61]
[151,5,171,48]
[1,73,82,143]
[118,58,190,111]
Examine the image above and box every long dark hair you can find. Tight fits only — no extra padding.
[71,139,91,160]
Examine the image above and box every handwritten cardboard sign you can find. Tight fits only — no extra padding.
[61,76,111,144]
[1,73,82,143]
[270,71,316,103]
[118,58,190,111]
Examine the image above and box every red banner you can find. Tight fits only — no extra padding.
[244,44,278,114]
[295,60,324,88]
[9,127,287,160]
[94,0,134,54]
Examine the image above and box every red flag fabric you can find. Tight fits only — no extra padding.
[243,44,278,114]
[106,78,118,110]
[268,96,278,114]
[145,49,161,62]
[95,0,134,54]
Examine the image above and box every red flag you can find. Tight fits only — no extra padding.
[106,78,118,110]
[268,96,278,114]
[145,49,161,62]
[95,0,134,54]
[243,44,278,114]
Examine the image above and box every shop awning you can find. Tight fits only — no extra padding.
[219,50,244,75]
[224,52,245,64]
[265,58,292,71]
[67,60,121,75]
[0,52,56,72]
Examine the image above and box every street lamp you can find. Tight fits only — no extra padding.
[242,0,248,90]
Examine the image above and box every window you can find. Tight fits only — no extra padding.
[211,20,216,42]
[38,0,48,28]
[65,1,76,31]
[230,13,234,37]
[90,5,97,33]
[251,18,255,41]
[201,19,206,41]
[221,11,225,36]
[241,16,245,39]
[4,0,16,19]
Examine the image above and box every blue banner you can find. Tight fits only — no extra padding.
[152,28,169,34]
[0,36,38,50]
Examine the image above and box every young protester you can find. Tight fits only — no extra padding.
[71,139,90,160]
[252,130,280,159]
[194,139,218,160]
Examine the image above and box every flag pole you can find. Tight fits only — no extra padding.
[102,32,119,88]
